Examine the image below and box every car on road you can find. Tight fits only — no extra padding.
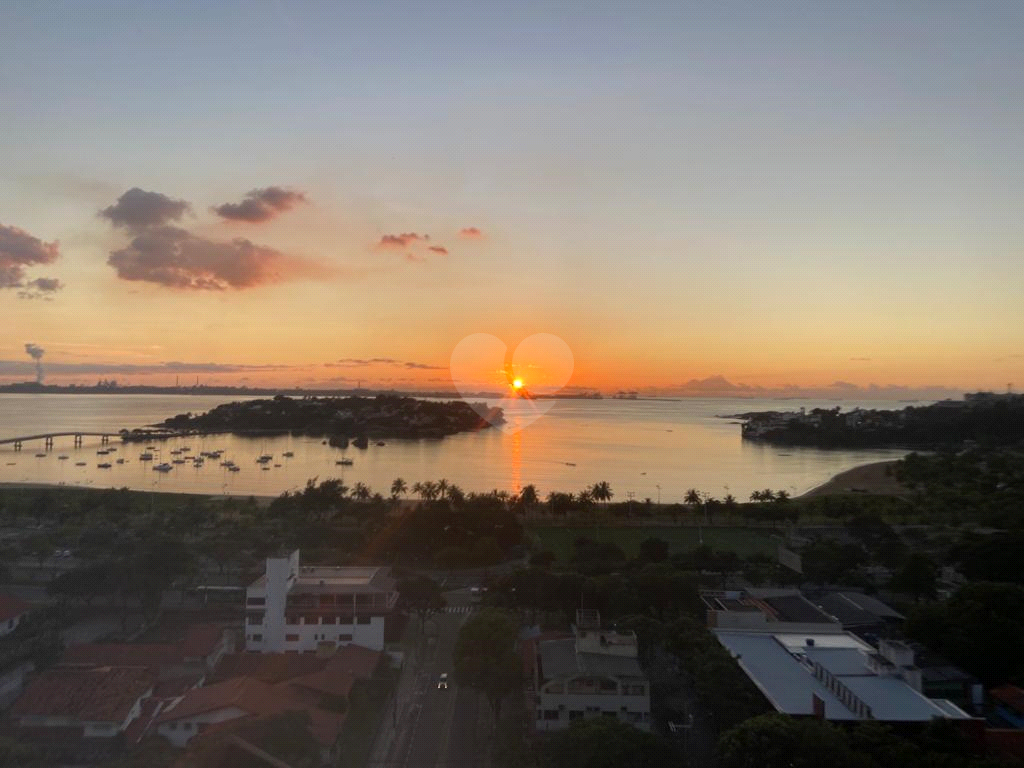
[437,673,448,690]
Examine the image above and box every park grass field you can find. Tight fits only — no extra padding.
[529,525,776,562]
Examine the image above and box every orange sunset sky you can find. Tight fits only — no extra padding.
[2,3,1022,396]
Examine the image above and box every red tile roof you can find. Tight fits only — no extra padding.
[182,624,226,659]
[11,667,153,724]
[61,643,182,669]
[0,593,31,623]
[991,685,1024,714]
[212,653,328,684]
[328,643,383,680]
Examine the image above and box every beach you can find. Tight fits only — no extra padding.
[798,459,908,499]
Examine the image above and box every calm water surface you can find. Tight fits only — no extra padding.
[0,394,920,502]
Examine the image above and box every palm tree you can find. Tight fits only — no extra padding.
[446,484,465,505]
[775,489,790,503]
[749,490,762,503]
[519,484,539,507]
[761,488,776,502]
[723,493,738,521]
[591,481,613,505]
[422,481,439,501]
[436,478,450,499]
[390,477,408,498]
[352,482,372,501]
[411,481,426,500]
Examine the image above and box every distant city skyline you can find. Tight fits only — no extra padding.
[2,2,1022,393]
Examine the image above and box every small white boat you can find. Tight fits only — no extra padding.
[35,453,47,458]
[336,458,354,466]
[75,461,87,466]
[256,454,273,464]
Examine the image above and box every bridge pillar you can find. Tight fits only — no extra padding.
[13,441,20,451]
[101,434,109,445]
[74,434,83,447]
[44,436,53,450]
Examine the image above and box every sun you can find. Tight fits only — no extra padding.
[512,378,524,390]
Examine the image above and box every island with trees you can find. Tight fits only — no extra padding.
[127,394,503,442]
[734,392,1024,448]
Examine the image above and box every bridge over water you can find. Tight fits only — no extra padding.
[0,432,120,450]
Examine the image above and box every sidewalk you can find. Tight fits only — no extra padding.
[366,616,425,766]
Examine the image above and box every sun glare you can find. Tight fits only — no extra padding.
[512,378,524,390]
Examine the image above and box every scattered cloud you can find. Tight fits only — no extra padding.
[328,357,445,370]
[428,245,449,255]
[0,359,299,379]
[644,374,963,400]
[107,226,331,290]
[405,252,427,263]
[0,223,60,290]
[211,186,307,223]
[459,227,484,238]
[99,188,191,230]
[378,232,428,249]
[18,277,63,300]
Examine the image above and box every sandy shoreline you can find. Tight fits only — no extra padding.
[798,459,908,499]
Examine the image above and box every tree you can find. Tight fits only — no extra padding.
[889,552,938,602]
[538,717,677,768]
[397,576,446,630]
[717,713,860,768]
[352,482,372,501]
[390,477,408,498]
[518,484,539,507]
[454,609,522,723]
[591,481,613,505]
[638,536,669,563]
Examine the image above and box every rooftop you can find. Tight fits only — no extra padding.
[714,630,971,722]
[538,638,645,681]
[61,643,182,669]
[0,593,31,623]
[12,667,153,724]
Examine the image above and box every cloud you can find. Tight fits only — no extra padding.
[0,359,299,378]
[427,245,449,255]
[327,358,445,370]
[211,186,307,223]
[459,227,484,238]
[0,223,60,289]
[405,252,427,263]
[378,233,428,248]
[99,188,191,229]
[18,277,63,300]
[107,225,331,290]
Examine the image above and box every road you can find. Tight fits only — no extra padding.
[372,592,486,768]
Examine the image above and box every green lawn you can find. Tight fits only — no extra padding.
[529,525,775,562]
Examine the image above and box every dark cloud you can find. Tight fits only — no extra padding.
[18,277,63,300]
[428,245,449,255]
[459,227,484,238]
[99,188,191,229]
[328,358,444,370]
[212,186,307,223]
[0,223,60,289]
[379,233,428,248]
[107,226,330,290]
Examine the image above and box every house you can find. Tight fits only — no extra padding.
[814,591,905,635]
[11,666,153,739]
[0,593,32,636]
[713,629,974,723]
[991,685,1024,729]
[245,550,398,653]
[156,643,382,764]
[529,610,651,732]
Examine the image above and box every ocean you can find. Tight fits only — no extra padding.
[0,393,919,502]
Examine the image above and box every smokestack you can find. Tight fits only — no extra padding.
[24,343,45,384]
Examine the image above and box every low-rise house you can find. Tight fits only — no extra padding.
[0,593,32,636]
[11,666,153,740]
[991,685,1024,729]
[529,610,651,732]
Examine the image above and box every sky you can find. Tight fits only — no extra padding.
[1,1,1022,395]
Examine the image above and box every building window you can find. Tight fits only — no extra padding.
[252,634,263,642]
[286,634,300,642]
[338,633,353,641]
[357,615,371,625]
[569,710,583,720]
[247,597,265,606]
[543,710,559,720]
[247,615,263,625]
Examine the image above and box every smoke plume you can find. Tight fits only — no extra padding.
[24,343,44,384]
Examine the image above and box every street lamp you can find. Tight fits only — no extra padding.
[656,484,661,505]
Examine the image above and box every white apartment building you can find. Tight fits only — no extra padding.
[245,550,398,653]
[530,610,651,732]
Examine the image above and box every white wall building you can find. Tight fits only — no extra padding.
[530,611,651,732]
[245,550,397,653]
